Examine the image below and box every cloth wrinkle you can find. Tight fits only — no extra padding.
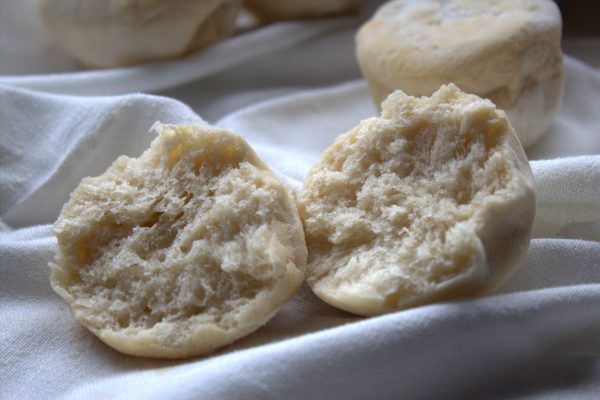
[1,2,599,398]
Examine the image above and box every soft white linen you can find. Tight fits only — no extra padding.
[1,3,599,399]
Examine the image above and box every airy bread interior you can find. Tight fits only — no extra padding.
[51,124,306,357]
[299,85,535,316]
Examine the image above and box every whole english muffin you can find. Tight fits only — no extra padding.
[298,85,535,316]
[50,123,307,358]
[356,0,563,148]
[39,0,239,68]
[243,0,361,21]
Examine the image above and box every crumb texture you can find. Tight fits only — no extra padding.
[51,124,306,358]
[298,85,535,315]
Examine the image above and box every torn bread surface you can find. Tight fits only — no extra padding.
[51,123,307,358]
[298,84,535,316]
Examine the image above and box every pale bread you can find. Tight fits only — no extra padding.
[298,85,535,316]
[243,0,361,21]
[50,123,307,358]
[39,0,239,68]
[356,0,563,148]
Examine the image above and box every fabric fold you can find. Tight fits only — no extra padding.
[531,156,600,240]
[0,85,203,227]
[1,10,599,398]
[57,286,600,400]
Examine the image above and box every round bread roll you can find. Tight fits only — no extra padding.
[50,123,307,358]
[356,0,563,148]
[243,0,361,21]
[39,0,239,68]
[298,84,535,316]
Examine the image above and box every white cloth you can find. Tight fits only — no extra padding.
[1,2,600,399]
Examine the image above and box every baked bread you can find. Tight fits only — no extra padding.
[39,0,239,68]
[298,84,535,316]
[356,0,563,148]
[50,123,307,358]
[243,0,361,21]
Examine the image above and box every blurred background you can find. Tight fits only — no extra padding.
[556,0,600,37]
[556,0,600,67]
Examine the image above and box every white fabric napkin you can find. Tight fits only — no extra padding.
[2,78,600,399]
[1,2,600,398]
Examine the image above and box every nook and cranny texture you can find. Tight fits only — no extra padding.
[50,123,307,358]
[298,84,536,316]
